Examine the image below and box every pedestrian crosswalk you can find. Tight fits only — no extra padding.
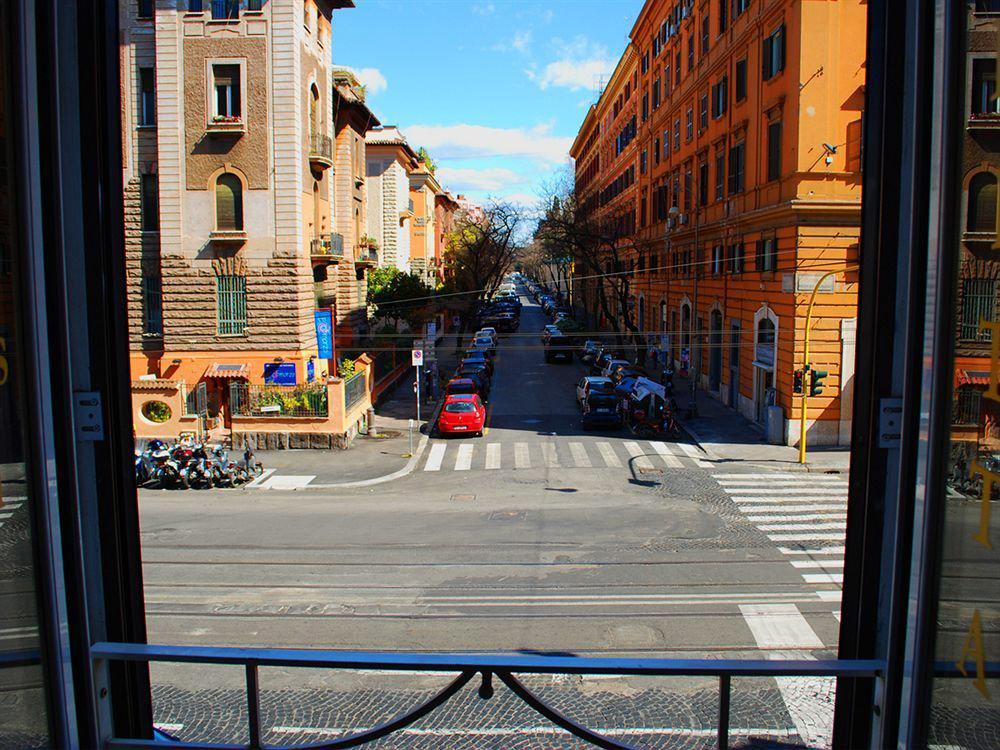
[713,472,848,604]
[421,438,703,473]
[0,495,26,532]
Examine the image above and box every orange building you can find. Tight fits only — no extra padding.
[571,0,866,447]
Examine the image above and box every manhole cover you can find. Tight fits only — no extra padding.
[489,510,526,521]
[451,493,476,502]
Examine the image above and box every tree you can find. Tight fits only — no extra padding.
[441,200,523,332]
[416,147,437,175]
[366,267,435,331]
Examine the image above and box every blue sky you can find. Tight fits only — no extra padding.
[331,0,641,214]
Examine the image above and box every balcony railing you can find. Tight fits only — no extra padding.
[311,232,345,260]
[354,245,378,265]
[309,132,333,170]
[92,641,890,749]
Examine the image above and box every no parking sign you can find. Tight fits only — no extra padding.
[411,349,423,366]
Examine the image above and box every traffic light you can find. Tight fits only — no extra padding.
[793,369,804,394]
[810,369,828,396]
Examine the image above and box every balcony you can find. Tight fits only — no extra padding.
[206,114,245,135]
[354,245,378,267]
[399,198,414,221]
[309,132,334,171]
[311,232,345,261]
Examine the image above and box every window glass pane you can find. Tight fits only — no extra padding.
[0,7,51,744]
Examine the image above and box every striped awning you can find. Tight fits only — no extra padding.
[204,363,249,380]
[956,370,991,387]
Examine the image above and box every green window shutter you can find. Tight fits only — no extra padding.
[216,275,247,335]
[215,174,243,230]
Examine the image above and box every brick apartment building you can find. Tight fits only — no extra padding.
[571,0,867,446]
[120,0,372,438]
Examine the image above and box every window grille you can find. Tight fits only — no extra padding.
[217,275,247,335]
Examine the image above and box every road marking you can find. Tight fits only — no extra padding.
[802,573,844,584]
[648,441,683,468]
[423,443,446,471]
[514,443,530,469]
[676,442,712,467]
[155,723,185,733]
[790,560,845,569]
[723,487,847,495]
[746,513,847,523]
[0,512,11,520]
[568,442,591,467]
[757,522,846,532]
[744,504,847,513]
[832,612,842,622]
[261,475,315,490]
[244,468,275,489]
[623,441,654,471]
[485,443,501,470]
[714,473,843,479]
[596,442,621,467]
[540,443,559,468]
[779,546,845,556]
[731,495,848,503]
[817,590,842,602]
[739,603,824,649]
[454,444,473,471]
[768,533,846,542]
[715,478,846,486]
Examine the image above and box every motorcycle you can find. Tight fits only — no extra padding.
[243,445,264,478]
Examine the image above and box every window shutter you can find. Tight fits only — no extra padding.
[215,174,243,230]
[779,25,786,73]
[762,36,772,80]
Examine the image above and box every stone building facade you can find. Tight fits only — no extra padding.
[121,0,367,435]
[408,165,442,286]
[365,126,419,272]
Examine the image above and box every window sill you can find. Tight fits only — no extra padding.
[967,115,1000,130]
[962,230,996,244]
[206,121,246,135]
[137,124,156,131]
[209,230,248,244]
[216,333,249,339]
[140,230,161,236]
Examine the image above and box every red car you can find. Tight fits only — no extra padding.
[437,394,486,436]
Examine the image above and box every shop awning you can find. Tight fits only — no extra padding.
[956,369,991,387]
[203,363,249,380]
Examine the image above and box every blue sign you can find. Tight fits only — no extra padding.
[263,362,297,386]
[307,360,315,383]
[314,309,334,359]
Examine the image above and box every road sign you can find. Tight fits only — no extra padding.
[411,348,423,366]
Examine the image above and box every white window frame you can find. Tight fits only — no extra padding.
[206,58,247,126]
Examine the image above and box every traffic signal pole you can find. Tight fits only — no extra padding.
[799,266,858,464]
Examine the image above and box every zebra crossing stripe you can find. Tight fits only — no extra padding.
[744,504,847,513]
[746,513,847,523]
[596,442,620,467]
[802,572,844,584]
[714,473,840,480]
[768,532,846,542]
[454,444,473,471]
[739,603,824,649]
[676,442,712,467]
[817,590,842,602]
[722,487,847,495]
[568,442,591,468]
[648,441,683,469]
[423,443,446,472]
[622,442,654,471]
[485,443,501,470]
[756,522,847,532]
[540,443,559,468]
[779,546,845,556]
[715,478,846,486]
[514,443,531,469]
[790,560,844,570]
[731,495,848,503]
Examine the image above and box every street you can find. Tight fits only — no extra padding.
[135,290,853,747]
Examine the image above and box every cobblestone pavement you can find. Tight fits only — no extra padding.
[151,677,814,749]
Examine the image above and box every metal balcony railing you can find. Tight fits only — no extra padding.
[311,233,345,259]
[90,641,894,749]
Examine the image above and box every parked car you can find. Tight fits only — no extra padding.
[601,358,632,379]
[492,314,520,333]
[541,324,561,343]
[579,340,602,362]
[576,376,614,407]
[472,335,497,354]
[456,361,492,386]
[437,394,487,437]
[581,392,622,431]
[462,353,494,377]
[609,363,645,384]
[544,331,574,363]
[477,327,498,339]
[591,352,623,376]
[446,377,486,400]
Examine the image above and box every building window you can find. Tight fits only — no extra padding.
[652,78,661,110]
[215,173,244,231]
[675,51,682,85]
[972,59,999,116]
[728,241,745,274]
[699,159,709,206]
[683,166,692,211]
[687,34,695,71]
[188,1,204,11]
[767,120,782,182]
[686,108,694,141]
[217,275,248,336]
[967,172,998,233]
[712,75,728,118]
[142,275,163,336]
[728,141,745,194]
[642,92,649,122]
[139,67,155,127]
[701,17,710,54]
[654,138,661,166]
[762,25,786,81]
[715,149,725,201]
[756,237,778,272]
[699,94,708,130]
[953,387,983,426]
[138,0,153,19]
[712,244,724,275]
[734,0,750,18]
[140,173,159,232]
[640,149,648,175]
[212,0,240,20]
[212,64,241,120]
[960,278,998,340]
[663,130,670,158]
[664,64,672,96]
[735,58,747,102]
[718,0,728,33]
[674,119,681,151]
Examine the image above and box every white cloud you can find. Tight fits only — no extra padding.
[472,2,495,15]
[492,29,532,54]
[501,192,541,209]
[527,36,613,91]
[436,166,526,193]
[402,123,573,165]
[351,67,387,95]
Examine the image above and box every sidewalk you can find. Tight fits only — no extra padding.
[671,375,851,473]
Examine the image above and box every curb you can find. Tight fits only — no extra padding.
[300,434,429,489]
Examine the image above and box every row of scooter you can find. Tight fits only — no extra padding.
[135,439,264,489]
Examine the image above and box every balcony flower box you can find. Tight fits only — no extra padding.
[206,115,245,134]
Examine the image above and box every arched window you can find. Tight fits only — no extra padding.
[309,83,320,137]
[215,173,243,231]
[756,317,776,368]
[968,172,997,233]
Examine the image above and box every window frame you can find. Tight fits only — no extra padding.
[142,275,163,337]
[762,24,786,82]
[206,59,246,126]
[766,120,782,182]
[216,274,248,336]
[138,66,155,128]
[140,173,159,232]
